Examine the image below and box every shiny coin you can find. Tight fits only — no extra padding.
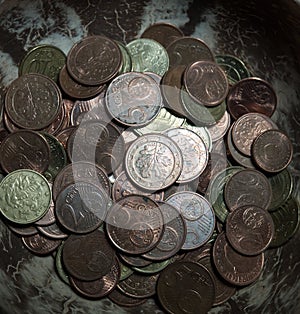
[125,133,183,191]
[207,110,231,142]
[37,221,69,239]
[67,35,122,85]
[252,129,293,173]
[0,169,51,224]
[108,288,147,307]
[22,233,61,255]
[5,73,62,130]
[226,205,274,255]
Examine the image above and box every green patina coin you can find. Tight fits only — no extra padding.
[41,132,67,182]
[126,38,169,76]
[116,41,132,74]
[55,242,70,285]
[132,259,172,274]
[19,44,66,83]
[0,169,51,224]
[119,261,134,281]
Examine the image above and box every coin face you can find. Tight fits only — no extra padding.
[67,35,122,85]
[252,129,293,173]
[125,133,183,191]
[22,233,61,255]
[5,73,62,130]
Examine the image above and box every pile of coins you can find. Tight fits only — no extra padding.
[0,22,299,314]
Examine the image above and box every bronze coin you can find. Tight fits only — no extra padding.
[62,229,116,281]
[183,61,229,107]
[42,102,66,135]
[213,232,264,286]
[37,222,69,239]
[226,205,274,255]
[157,260,215,314]
[106,195,164,255]
[55,126,77,149]
[22,233,61,255]
[108,288,147,307]
[8,223,38,236]
[252,129,293,173]
[226,77,277,120]
[3,112,21,133]
[0,130,50,173]
[61,99,74,129]
[224,169,272,212]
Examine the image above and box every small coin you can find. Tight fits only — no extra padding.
[226,205,274,255]
[62,229,116,281]
[157,260,215,314]
[37,221,69,239]
[224,169,272,212]
[106,195,164,255]
[8,223,38,236]
[213,232,264,286]
[0,130,50,173]
[126,38,169,76]
[125,133,183,191]
[55,126,77,149]
[166,192,215,250]
[0,169,51,224]
[5,73,62,130]
[252,129,293,173]
[43,102,66,135]
[116,41,132,74]
[22,233,61,255]
[207,111,231,142]
[226,77,277,120]
[108,288,147,307]
[67,35,122,85]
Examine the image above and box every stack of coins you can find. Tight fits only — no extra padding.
[0,22,298,313]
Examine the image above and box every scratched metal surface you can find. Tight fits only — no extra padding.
[0,1,299,313]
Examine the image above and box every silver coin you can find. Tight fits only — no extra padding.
[125,133,183,191]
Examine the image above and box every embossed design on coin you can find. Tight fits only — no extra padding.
[22,233,61,255]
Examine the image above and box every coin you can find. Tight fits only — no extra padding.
[126,38,169,76]
[133,259,171,274]
[157,260,215,314]
[207,110,231,142]
[3,111,21,133]
[252,129,293,173]
[119,253,152,267]
[119,261,134,281]
[55,126,77,149]
[106,195,164,255]
[213,232,264,286]
[108,288,147,307]
[5,73,62,130]
[166,36,214,68]
[183,122,213,152]
[43,102,66,135]
[67,35,122,85]
[55,242,70,285]
[0,130,50,173]
[163,181,197,200]
[22,233,61,255]
[226,205,274,255]
[184,61,229,107]
[125,133,183,191]
[105,72,162,127]
[164,128,208,183]
[8,223,38,236]
[224,169,272,212]
[62,229,116,281]
[141,22,184,48]
[226,77,277,120]
[166,192,215,250]
[0,169,51,224]
[37,222,69,239]
[116,41,132,74]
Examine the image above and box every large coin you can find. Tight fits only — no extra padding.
[5,73,62,130]
[125,133,183,191]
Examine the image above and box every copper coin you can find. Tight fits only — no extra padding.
[55,126,77,149]
[226,77,277,120]
[66,35,122,85]
[183,61,229,107]
[3,112,21,133]
[5,73,62,130]
[62,229,116,281]
[108,288,147,307]
[226,205,274,255]
[106,195,164,255]
[42,102,66,135]
[213,232,264,286]
[224,169,272,212]
[252,129,293,173]
[37,221,69,239]
[157,260,215,314]
[141,22,184,48]
[0,128,9,144]
[166,37,214,68]
[61,99,74,129]
[69,257,120,299]
[8,223,38,236]
[22,233,61,255]
[0,130,50,173]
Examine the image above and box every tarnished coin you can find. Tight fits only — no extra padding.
[213,232,264,286]
[166,37,214,68]
[0,130,50,173]
[252,129,293,173]
[62,229,116,281]
[0,169,51,224]
[226,77,277,120]
[164,128,208,183]
[67,35,122,85]
[37,222,69,239]
[3,111,22,133]
[226,205,274,255]
[157,260,215,314]
[108,288,147,307]
[184,61,229,107]
[126,38,169,76]
[125,133,183,191]
[105,72,162,127]
[224,169,272,212]
[119,261,134,281]
[5,73,62,130]
[166,192,215,250]
[8,223,38,236]
[106,195,164,255]
[22,233,61,255]
[207,111,231,142]
[141,22,184,48]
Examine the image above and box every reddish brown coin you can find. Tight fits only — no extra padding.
[55,126,77,149]
[22,233,61,255]
[108,288,148,307]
